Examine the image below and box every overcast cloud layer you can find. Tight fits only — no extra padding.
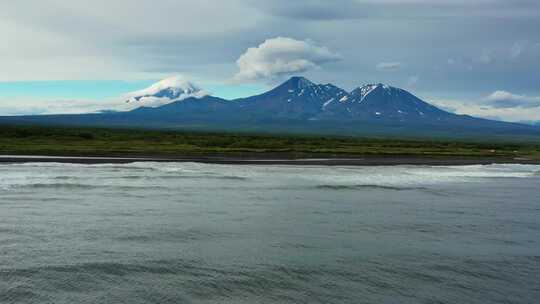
[1,0,539,121]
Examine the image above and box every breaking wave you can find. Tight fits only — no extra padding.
[1,163,539,194]
[315,184,427,191]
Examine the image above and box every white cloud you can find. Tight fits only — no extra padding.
[484,90,540,108]
[432,90,537,122]
[511,41,526,59]
[376,62,402,72]
[428,96,540,123]
[0,0,262,81]
[233,37,341,82]
[478,51,493,64]
[509,40,540,60]
[0,76,212,115]
[0,97,129,116]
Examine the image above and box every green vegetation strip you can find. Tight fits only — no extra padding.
[1,125,539,159]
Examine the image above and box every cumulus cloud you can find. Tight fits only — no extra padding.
[233,37,341,82]
[376,62,402,72]
[484,90,540,108]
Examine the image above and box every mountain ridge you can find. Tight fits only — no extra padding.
[0,76,538,140]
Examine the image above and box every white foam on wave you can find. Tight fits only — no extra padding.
[0,162,539,192]
[407,164,537,179]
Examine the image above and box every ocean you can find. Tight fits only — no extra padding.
[1,162,539,303]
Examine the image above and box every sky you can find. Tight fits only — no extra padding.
[1,0,539,122]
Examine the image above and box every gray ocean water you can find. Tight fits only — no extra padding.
[1,162,539,303]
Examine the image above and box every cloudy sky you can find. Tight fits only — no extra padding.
[1,0,539,122]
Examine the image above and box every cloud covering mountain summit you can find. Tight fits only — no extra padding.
[125,76,208,108]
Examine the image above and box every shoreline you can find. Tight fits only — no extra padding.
[1,154,540,166]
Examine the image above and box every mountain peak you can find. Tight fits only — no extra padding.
[285,76,315,89]
[349,83,397,101]
[357,83,392,91]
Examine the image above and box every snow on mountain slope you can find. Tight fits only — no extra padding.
[2,76,536,136]
[234,76,350,119]
[352,83,380,102]
[125,76,208,108]
[124,76,453,122]
[341,83,451,120]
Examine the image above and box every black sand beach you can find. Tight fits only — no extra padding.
[2,154,540,166]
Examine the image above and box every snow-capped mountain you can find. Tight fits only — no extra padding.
[2,76,538,139]
[339,83,452,121]
[120,76,538,129]
[220,77,454,122]
[125,76,208,108]
[234,77,349,120]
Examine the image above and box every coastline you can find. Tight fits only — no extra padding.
[1,154,540,166]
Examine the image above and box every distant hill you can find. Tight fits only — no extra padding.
[1,76,539,141]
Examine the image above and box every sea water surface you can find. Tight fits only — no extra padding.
[1,162,539,303]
